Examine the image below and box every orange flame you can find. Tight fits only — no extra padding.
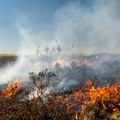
[0,79,22,98]
[54,80,120,116]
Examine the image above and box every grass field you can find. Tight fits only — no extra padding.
[0,54,16,57]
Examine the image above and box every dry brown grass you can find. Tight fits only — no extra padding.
[0,94,120,120]
[0,54,16,57]
[0,97,71,120]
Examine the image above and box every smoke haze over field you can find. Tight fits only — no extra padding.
[53,0,120,54]
[16,0,120,55]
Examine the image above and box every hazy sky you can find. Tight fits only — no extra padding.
[0,0,68,53]
[0,0,120,54]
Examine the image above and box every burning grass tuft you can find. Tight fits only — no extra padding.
[0,78,120,120]
[0,94,120,120]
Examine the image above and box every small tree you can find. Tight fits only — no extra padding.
[29,69,56,102]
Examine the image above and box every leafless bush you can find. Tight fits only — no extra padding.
[29,69,56,102]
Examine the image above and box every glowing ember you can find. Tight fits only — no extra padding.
[52,59,69,66]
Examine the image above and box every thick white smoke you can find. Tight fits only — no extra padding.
[53,0,120,54]
[15,0,120,55]
[0,0,120,90]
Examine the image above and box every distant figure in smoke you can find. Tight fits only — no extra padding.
[45,47,49,54]
[37,45,41,56]
[57,45,62,53]
[55,39,62,53]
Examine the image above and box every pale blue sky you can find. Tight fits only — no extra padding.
[0,0,95,53]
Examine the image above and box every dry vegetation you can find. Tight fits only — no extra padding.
[0,54,17,67]
[0,80,120,120]
[0,94,120,120]
[0,54,16,56]
[0,97,71,120]
[0,55,120,120]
